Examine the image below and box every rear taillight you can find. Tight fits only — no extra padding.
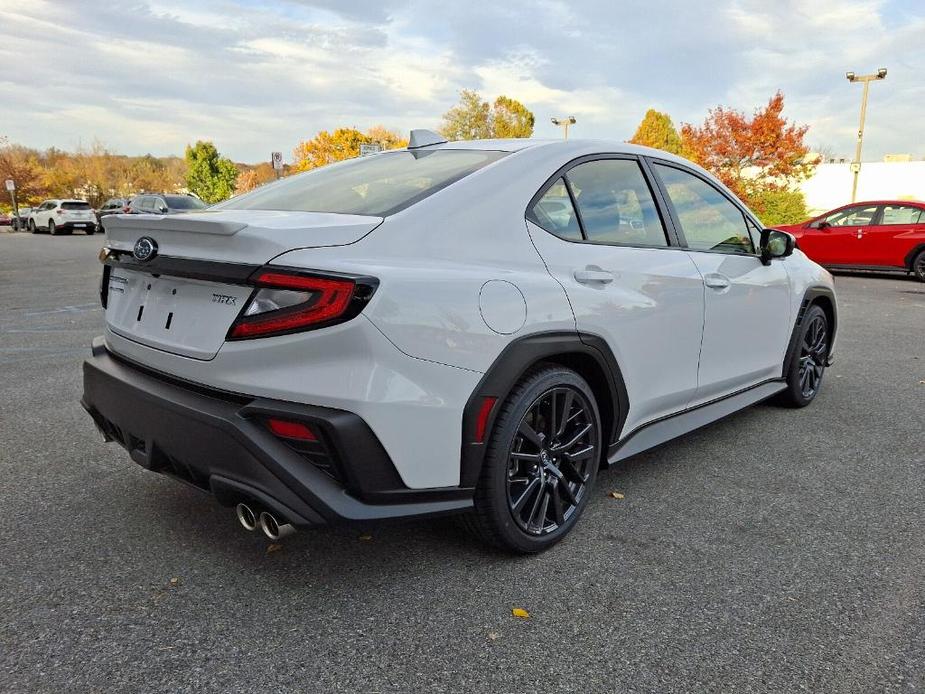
[227,268,378,340]
[56,209,64,215]
[266,418,317,441]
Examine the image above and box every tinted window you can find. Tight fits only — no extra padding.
[215,149,507,217]
[566,159,667,247]
[165,195,206,210]
[654,164,754,254]
[61,202,91,210]
[824,205,877,227]
[879,205,923,225]
[529,178,582,240]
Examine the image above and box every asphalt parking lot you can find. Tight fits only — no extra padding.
[1,231,922,693]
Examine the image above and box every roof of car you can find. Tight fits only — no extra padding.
[424,137,695,163]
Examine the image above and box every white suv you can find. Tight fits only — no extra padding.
[30,199,98,234]
[82,133,837,552]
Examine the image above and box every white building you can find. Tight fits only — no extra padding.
[800,160,925,216]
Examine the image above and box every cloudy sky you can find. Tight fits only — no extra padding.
[1,0,923,164]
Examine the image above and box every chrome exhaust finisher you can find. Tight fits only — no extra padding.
[259,511,295,541]
[235,502,258,532]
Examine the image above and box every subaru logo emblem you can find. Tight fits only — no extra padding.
[133,236,158,262]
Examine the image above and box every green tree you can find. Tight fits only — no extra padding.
[184,141,238,203]
[439,90,535,140]
[492,96,535,138]
[440,90,491,140]
[628,109,683,155]
[747,186,809,226]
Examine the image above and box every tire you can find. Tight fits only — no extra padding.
[465,364,602,553]
[777,304,829,408]
[29,219,37,233]
[49,220,58,235]
[912,249,925,282]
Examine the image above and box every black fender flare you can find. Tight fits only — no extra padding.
[782,286,838,376]
[459,331,629,486]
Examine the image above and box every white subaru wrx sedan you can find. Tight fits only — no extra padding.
[82,132,837,553]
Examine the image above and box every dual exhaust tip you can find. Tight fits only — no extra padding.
[235,502,294,541]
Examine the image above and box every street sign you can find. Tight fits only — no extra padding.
[271,152,283,170]
[359,143,382,157]
[4,179,13,192]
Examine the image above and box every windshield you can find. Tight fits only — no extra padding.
[165,195,207,210]
[215,149,507,217]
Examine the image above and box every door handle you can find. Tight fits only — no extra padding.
[704,273,731,291]
[574,268,614,284]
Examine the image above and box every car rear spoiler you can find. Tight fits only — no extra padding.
[104,214,247,236]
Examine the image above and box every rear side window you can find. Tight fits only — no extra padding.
[215,149,507,217]
[566,160,667,247]
[529,178,582,240]
[654,164,754,255]
[61,202,91,210]
[164,195,206,210]
[879,205,923,225]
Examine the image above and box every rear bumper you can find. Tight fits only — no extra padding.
[81,338,473,527]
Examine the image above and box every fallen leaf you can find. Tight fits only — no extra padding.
[608,491,625,500]
[266,543,283,554]
[169,577,179,586]
[487,632,500,641]
[918,380,925,385]
[512,608,530,619]
[358,534,373,541]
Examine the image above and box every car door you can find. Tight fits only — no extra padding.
[525,156,705,435]
[36,201,53,228]
[650,161,793,404]
[806,204,879,265]
[864,204,924,268]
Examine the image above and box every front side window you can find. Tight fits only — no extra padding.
[879,205,923,225]
[654,164,754,254]
[823,205,878,227]
[566,160,667,247]
[216,149,507,217]
[529,178,582,240]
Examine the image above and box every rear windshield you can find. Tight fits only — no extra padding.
[215,149,508,217]
[165,195,207,210]
[62,202,91,210]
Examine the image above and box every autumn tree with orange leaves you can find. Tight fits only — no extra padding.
[680,92,812,224]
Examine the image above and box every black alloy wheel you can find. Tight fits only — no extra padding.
[507,387,598,536]
[798,313,827,399]
[466,365,602,553]
[778,304,829,408]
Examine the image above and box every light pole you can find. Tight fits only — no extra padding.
[846,67,887,203]
[551,116,576,140]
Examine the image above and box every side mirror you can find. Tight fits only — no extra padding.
[760,229,795,265]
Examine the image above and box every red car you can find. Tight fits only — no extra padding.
[777,200,925,282]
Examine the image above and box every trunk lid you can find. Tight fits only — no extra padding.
[102,210,381,360]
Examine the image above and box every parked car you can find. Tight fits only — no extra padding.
[777,200,925,281]
[10,206,33,231]
[128,193,207,215]
[96,197,133,228]
[29,199,98,234]
[82,133,837,553]
[0,211,10,226]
